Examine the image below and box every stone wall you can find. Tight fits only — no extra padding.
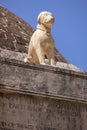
[0,56,87,101]
[0,55,87,130]
[0,93,87,130]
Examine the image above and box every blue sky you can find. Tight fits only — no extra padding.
[0,0,87,71]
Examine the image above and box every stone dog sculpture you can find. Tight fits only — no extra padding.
[24,11,56,65]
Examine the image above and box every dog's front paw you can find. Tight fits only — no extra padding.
[24,57,29,62]
[40,62,47,65]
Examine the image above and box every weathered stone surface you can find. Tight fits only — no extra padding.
[0,48,27,61]
[56,61,84,72]
[0,57,87,101]
[0,48,84,72]
[0,57,87,130]
[0,93,87,130]
[0,5,67,63]
[0,6,34,53]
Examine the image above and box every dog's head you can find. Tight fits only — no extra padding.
[37,11,54,27]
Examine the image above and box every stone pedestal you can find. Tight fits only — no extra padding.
[0,55,87,130]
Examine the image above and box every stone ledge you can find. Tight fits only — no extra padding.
[0,56,86,78]
[0,48,85,73]
[0,85,87,104]
[0,56,87,102]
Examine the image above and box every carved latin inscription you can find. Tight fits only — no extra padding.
[0,93,87,130]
